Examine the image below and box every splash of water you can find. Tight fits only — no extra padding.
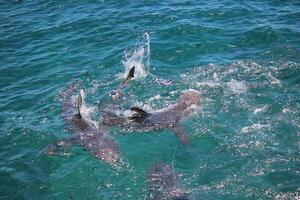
[121,32,150,79]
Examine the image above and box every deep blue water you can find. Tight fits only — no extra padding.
[1,1,299,199]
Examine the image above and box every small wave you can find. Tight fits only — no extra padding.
[241,26,281,45]
[121,32,150,79]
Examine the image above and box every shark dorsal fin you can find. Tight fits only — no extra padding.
[130,107,148,116]
[125,66,135,81]
[130,107,150,123]
[77,92,83,119]
[129,107,150,122]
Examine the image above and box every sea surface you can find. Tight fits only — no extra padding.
[1,1,300,199]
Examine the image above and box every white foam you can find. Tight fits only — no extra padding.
[282,108,292,113]
[112,109,133,118]
[154,77,172,85]
[182,88,200,94]
[274,192,300,200]
[121,32,150,79]
[169,91,178,96]
[196,81,220,88]
[241,123,270,133]
[227,79,248,94]
[254,105,268,114]
[187,104,201,116]
[267,72,281,85]
[148,94,162,101]
[213,72,218,80]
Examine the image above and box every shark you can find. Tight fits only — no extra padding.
[101,89,201,144]
[45,84,123,166]
[148,163,189,200]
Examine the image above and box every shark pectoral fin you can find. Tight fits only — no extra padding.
[44,135,79,156]
[171,125,189,144]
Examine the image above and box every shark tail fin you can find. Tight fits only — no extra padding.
[77,92,83,119]
[125,66,135,81]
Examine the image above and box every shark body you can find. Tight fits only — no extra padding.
[45,84,123,166]
[148,163,189,200]
[102,89,200,144]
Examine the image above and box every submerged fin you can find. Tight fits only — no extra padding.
[125,66,135,81]
[171,125,189,144]
[43,135,79,156]
[77,92,83,119]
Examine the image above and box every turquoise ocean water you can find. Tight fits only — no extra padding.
[1,1,300,199]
